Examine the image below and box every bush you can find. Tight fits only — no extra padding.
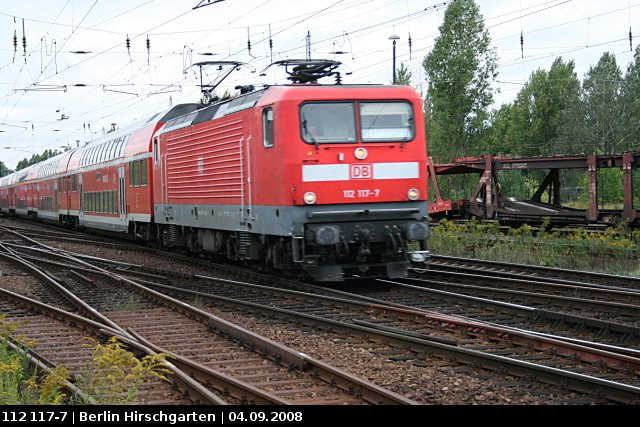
[76,336,169,404]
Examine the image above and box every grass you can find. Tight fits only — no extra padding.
[429,218,640,277]
[112,293,142,311]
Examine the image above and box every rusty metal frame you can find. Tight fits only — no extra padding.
[428,153,640,225]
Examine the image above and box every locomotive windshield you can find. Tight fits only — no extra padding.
[300,101,414,144]
[300,102,357,143]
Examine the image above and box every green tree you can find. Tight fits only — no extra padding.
[620,45,640,150]
[510,58,580,156]
[15,159,29,171]
[394,62,413,86]
[483,103,516,155]
[0,161,11,177]
[423,0,498,161]
[15,149,62,171]
[560,52,625,154]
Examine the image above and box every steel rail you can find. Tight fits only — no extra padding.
[400,276,640,318]
[12,239,417,405]
[0,288,223,404]
[430,254,640,289]
[122,275,640,403]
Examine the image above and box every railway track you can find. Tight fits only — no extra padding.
[7,241,640,403]
[4,221,640,403]
[0,286,217,404]
[402,258,640,332]
[429,255,640,291]
[397,274,639,326]
[0,239,411,405]
[11,238,640,350]
[414,268,640,306]
[117,271,640,403]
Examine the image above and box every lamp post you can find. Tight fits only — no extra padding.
[389,34,400,84]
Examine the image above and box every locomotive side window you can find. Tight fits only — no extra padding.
[153,138,159,165]
[360,102,414,142]
[300,102,356,144]
[263,108,274,148]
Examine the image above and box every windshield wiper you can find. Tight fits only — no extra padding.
[301,113,319,150]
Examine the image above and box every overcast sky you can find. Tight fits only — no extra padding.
[0,0,638,169]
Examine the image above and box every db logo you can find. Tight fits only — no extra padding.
[350,164,372,179]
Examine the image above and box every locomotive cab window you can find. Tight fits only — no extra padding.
[360,102,414,142]
[263,108,274,148]
[300,102,356,144]
[300,101,414,144]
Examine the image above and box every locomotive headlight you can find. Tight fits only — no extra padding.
[407,188,420,200]
[303,192,317,204]
[354,147,368,160]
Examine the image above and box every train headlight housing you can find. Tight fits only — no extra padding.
[407,188,420,200]
[314,226,341,245]
[354,147,368,160]
[410,252,429,263]
[405,222,429,241]
[303,192,317,205]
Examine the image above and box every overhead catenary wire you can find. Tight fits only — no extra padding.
[3,2,636,96]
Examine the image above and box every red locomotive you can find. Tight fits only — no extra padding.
[0,60,429,281]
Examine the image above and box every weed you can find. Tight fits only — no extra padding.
[75,336,169,404]
[430,220,640,277]
[190,296,207,310]
[113,293,141,311]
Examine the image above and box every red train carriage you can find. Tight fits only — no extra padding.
[56,149,80,228]
[67,103,199,234]
[0,103,199,236]
[0,174,16,214]
[33,156,61,223]
[153,83,429,281]
[12,166,33,217]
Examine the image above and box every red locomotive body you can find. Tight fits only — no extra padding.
[153,84,429,280]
